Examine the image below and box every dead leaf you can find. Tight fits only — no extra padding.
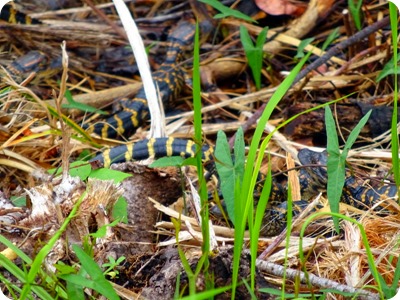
[255,0,308,16]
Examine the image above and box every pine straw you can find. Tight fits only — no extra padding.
[310,214,400,288]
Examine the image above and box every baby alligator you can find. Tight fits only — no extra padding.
[91,138,398,236]
[83,19,198,139]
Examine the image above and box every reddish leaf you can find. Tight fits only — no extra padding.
[255,0,307,16]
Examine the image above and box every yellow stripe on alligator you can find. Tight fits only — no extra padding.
[130,112,139,127]
[112,115,123,135]
[125,143,134,162]
[103,148,111,168]
[3,5,35,25]
[8,7,17,24]
[101,124,110,139]
[185,140,195,157]
[147,138,156,157]
[166,137,174,156]
[122,107,139,127]
[203,145,214,161]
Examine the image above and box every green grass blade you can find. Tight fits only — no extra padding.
[0,254,55,300]
[179,284,232,300]
[249,159,272,290]
[230,53,312,299]
[282,185,293,298]
[62,89,106,114]
[233,127,245,187]
[348,0,363,30]
[324,106,340,156]
[321,27,340,51]
[240,25,268,90]
[295,37,314,59]
[0,235,33,264]
[192,19,210,290]
[198,0,255,23]
[389,3,400,188]
[342,110,372,153]
[45,104,97,144]
[20,192,86,299]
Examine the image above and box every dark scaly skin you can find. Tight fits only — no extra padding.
[6,51,48,78]
[84,20,197,139]
[297,149,397,209]
[91,137,213,168]
[343,176,397,208]
[260,200,311,236]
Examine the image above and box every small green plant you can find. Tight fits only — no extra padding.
[348,0,363,30]
[17,192,86,299]
[49,160,130,224]
[0,235,64,299]
[59,245,120,300]
[325,105,371,232]
[214,129,245,224]
[102,256,126,279]
[240,26,268,90]
[48,160,131,183]
[227,52,312,297]
[198,0,255,23]
[376,56,400,81]
[295,37,314,59]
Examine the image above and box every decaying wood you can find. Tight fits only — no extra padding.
[106,162,182,254]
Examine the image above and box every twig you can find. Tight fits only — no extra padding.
[292,16,390,86]
[254,258,380,300]
[56,42,71,182]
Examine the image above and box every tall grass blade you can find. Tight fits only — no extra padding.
[230,53,311,299]
[389,3,400,188]
[249,159,271,291]
[192,19,211,288]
